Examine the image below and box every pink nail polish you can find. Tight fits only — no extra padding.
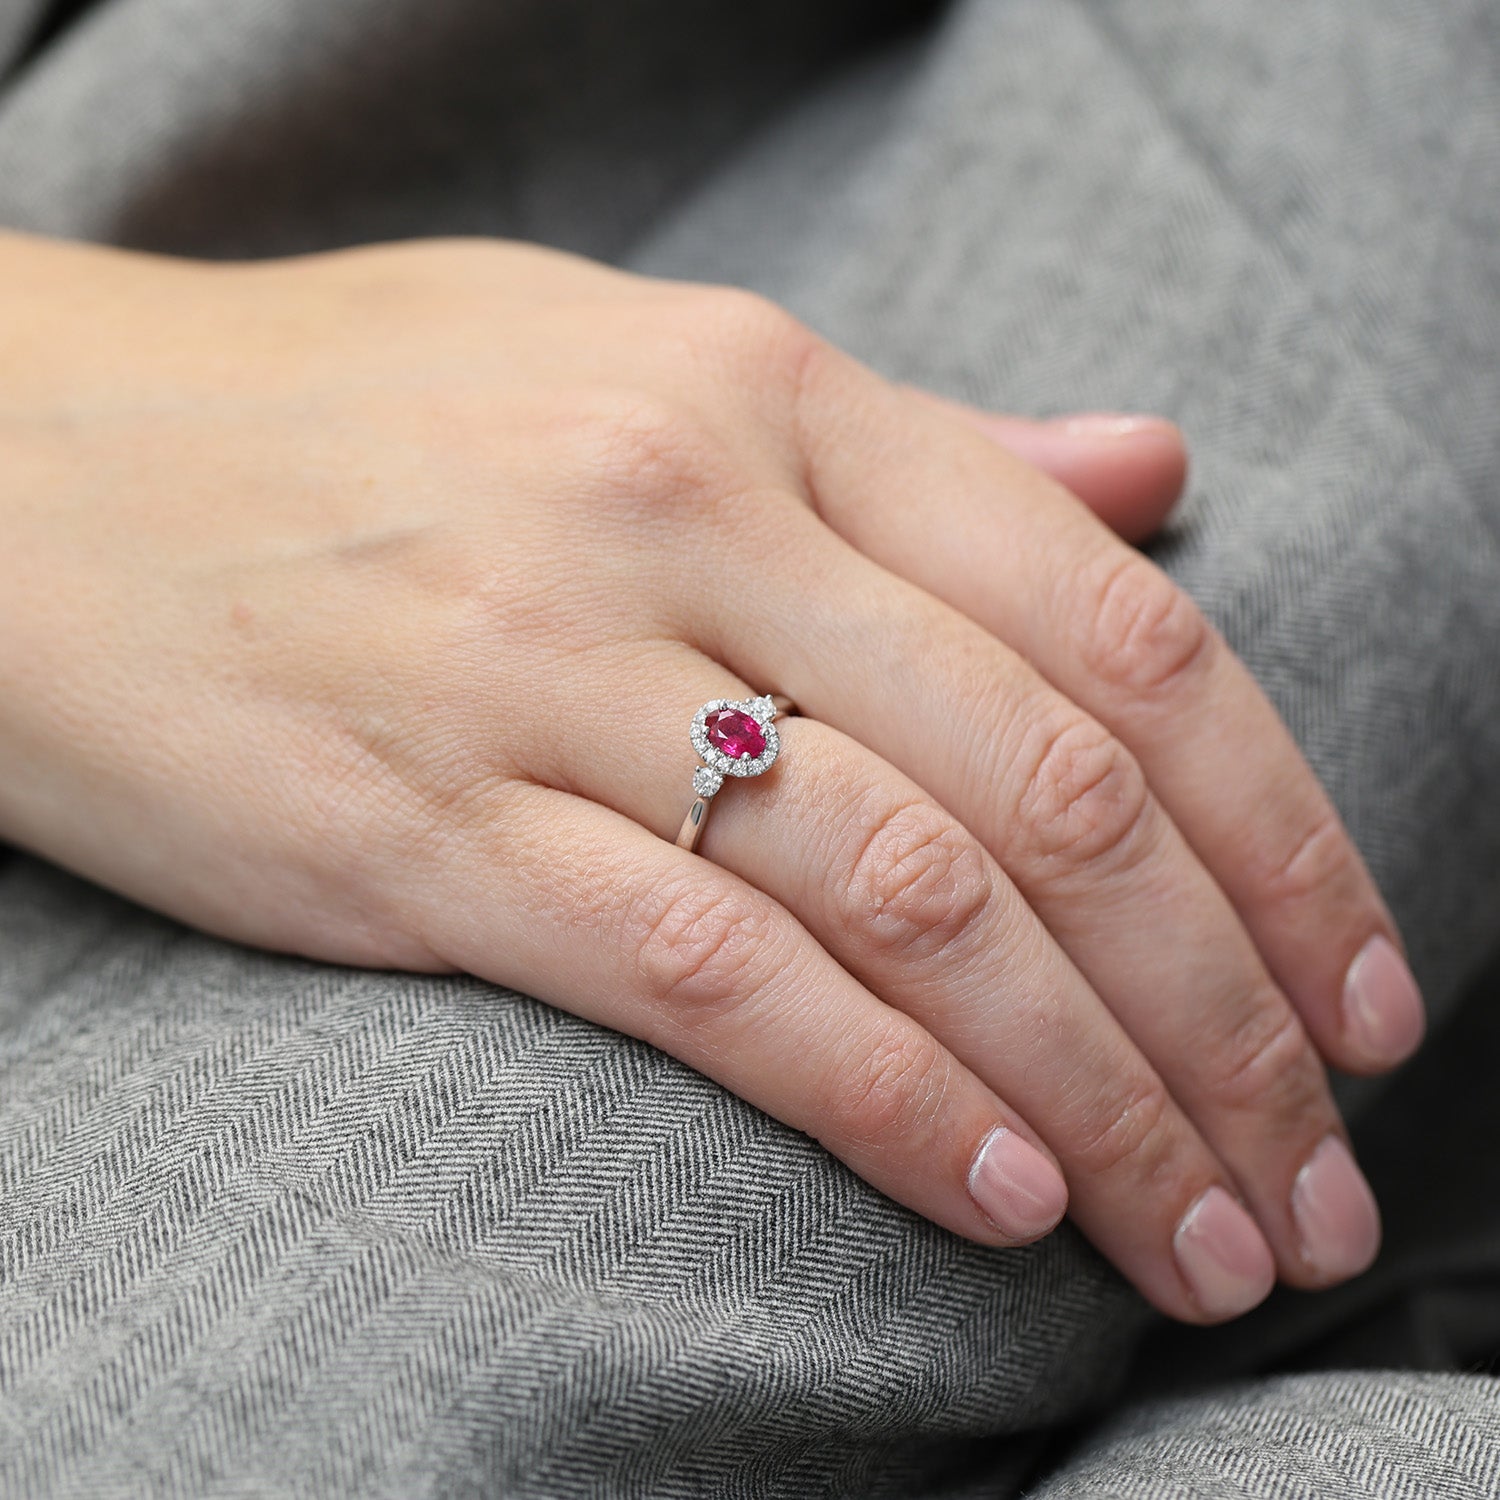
[1172,1186,1277,1320]
[967,1127,1068,1240]
[1052,413,1180,441]
[1344,935,1426,1066]
[1292,1135,1381,1282]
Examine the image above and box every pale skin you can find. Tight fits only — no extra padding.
[0,230,1427,1325]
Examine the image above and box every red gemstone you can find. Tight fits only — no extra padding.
[705,708,766,760]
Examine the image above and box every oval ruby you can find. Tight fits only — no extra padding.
[705,708,766,760]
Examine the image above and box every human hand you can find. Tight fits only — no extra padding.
[0,232,1424,1323]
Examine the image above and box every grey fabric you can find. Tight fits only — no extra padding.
[1,1,1498,1496]
[0,0,933,260]
[0,2,47,73]
[1026,1372,1500,1500]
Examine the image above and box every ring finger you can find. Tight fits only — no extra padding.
[527,641,1278,1322]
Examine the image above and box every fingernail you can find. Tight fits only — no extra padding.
[1344,935,1426,1066]
[1052,412,1181,441]
[1172,1186,1277,1320]
[1292,1135,1381,1282]
[967,1126,1068,1240]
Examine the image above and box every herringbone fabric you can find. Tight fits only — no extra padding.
[1,2,1498,1495]
[1028,1372,1500,1500]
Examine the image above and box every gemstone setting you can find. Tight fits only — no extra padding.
[689,695,781,788]
[705,708,766,760]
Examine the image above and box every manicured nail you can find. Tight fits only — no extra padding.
[1052,412,1181,441]
[1344,935,1426,1066]
[1172,1186,1277,1320]
[1292,1135,1381,1282]
[967,1126,1068,1240]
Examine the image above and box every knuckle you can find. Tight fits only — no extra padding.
[1201,1002,1326,1118]
[1016,715,1154,872]
[1079,553,1215,699]
[831,1028,952,1152]
[683,285,826,418]
[694,285,811,367]
[556,387,734,515]
[626,876,776,1016]
[1070,1075,1172,1182]
[841,795,995,961]
[1248,807,1353,911]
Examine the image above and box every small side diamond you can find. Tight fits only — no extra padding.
[749,694,777,721]
[693,766,724,798]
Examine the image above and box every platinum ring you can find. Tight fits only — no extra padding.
[675,693,797,853]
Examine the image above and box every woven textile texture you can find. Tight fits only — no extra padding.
[1,1,1498,1495]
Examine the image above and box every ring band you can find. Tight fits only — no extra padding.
[675,692,798,853]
